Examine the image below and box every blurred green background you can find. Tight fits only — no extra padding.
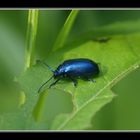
[0,10,140,130]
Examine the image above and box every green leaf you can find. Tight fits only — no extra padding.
[51,88,115,130]
[1,11,140,130]
[18,30,140,130]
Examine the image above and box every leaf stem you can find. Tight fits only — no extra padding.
[24,9,39,71]
[52,10,79,52]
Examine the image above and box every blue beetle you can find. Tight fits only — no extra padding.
[38,58,100,93]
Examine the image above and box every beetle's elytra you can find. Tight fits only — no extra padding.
[38,58,100,93]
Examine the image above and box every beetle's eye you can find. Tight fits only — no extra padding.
[54,71,59,77]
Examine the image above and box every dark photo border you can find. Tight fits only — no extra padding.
[0,131,140,139]
[0,0,140,8]
[0,0,140,139]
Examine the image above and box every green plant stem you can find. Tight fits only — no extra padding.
[52,10,79,52]
[25,9,39,71]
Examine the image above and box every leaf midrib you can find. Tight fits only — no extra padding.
[56,62,139,130]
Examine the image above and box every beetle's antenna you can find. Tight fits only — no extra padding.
[36,60,54,73]
[38,76,54,93]
[41,61,55,73]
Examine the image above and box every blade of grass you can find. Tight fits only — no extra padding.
[25,9,39,71]
[52,10,79,52]
[21,9,39,108]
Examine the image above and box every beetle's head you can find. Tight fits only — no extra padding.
[54,70,60,78]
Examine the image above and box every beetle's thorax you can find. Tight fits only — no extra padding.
[53,70,58,78]
[54,65,66,78]
[53,69,62,78]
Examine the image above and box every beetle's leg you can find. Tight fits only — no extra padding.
[68,76,78,87]
[90,79,96,83]
[84,77,96,83]
[38,75,54,93]
[49,78,61,88]
[72,79,78,87]
[73,79,78,87]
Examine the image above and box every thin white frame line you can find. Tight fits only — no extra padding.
[0,8,140,10]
